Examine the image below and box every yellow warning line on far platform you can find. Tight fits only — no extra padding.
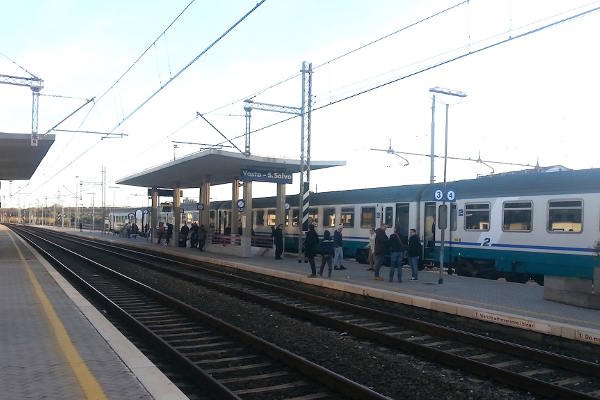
[8,231,107,400]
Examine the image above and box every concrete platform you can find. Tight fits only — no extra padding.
[45,226,600,346]
[0,225,188,399]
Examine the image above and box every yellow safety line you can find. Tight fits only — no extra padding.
[8,231,108,400]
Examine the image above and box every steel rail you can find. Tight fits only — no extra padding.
[11,225,391,400]
[26,226,600,400]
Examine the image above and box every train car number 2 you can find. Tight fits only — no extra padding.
[481,238,491,246]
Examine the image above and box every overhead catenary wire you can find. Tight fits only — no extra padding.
[0,50,39,78]
[214,2,600,147]
[203,0,467,116]
[110,0,267,132]
[15,2,265,197]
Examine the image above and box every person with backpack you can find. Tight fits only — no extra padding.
[319,230,335,278]
[388,227,404,282]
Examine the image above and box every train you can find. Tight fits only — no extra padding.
[109,167,600,284]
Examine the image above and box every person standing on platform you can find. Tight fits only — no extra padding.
[166,222,173,246]
[319,230,334,278]
[198,225,207,251]
[367,228,376,271]
[388,228,403,282]
[408,228,422,280]
[79,221,83,232]
[374,223,389,281]
[333,224,346,270]
[180,222,190,247]
[305,224,319,277]
[274,224,284,259]
[157,222,165,245]
[190,222,199,248]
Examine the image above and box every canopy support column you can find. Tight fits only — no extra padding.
[231,179,239,236]
[173,186,181,246]
[242,181,252,257]
[151,188,158,243]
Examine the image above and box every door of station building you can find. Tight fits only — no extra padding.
[424,202,436,249]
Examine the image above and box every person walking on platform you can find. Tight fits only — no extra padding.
[408,228,422,280]
[367,228,376,271]
[274,224,284,259]
[305,224,319,277]
[166,222,173,246]
[198,225,207,251]
[179,223,190,248]
[374,223,389,280]
[388,228,403,282]
[333,224,346,270]
[157,222,165,244]
[319,230,334,278]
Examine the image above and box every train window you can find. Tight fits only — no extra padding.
[503,201,532,231]
[209,210,215,229]
[384,207,393,227]
[292,209,299,227]
[547,200,582,233]
[450,203,457,231]
[308,208,319,226]
[361,207,376,229]
[256,210,265,226]
[267,209,276,226]
[341,207,354,228]
[465,203,490,231]
[323,207,336,227]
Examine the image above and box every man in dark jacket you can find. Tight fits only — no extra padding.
[166,222,173,245]
[374,223,389,280]
[190,222,199,248]
[319,230,335,278]
[198,225,207,251]
[304,224,319,277]
[180,223,189,247]
[274,224,284,259]
[408,228,422,280]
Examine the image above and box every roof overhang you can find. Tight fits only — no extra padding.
[117,149,345,189]
[0,133,55,180]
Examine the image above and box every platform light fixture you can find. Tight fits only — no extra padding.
[428,86,467,285]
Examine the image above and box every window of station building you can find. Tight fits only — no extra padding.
[292,208,299,227]
[256,210,265,226]
[307,208,319,226]
[384,206,393,227]
[266,209,277,226]
[323,207,336,228]
[465,203,490,231]
[361,207,376,229]
[341,207,354,228]
[450,203,457,231]
[547,200,582,233]
[503,201,532,232]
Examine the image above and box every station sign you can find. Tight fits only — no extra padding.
[147,189,184,197]
[196,203,204,211]
[240,168,293,184]
[433,189,457,202]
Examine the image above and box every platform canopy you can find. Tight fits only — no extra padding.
[117,149,345,189]
[0,133,55,180]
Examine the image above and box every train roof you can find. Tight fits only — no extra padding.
[115,168,600,213]
[422,167,600,200]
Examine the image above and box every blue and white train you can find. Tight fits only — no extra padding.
[111,167,600,284]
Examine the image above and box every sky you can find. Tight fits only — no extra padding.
[1,0,599,209]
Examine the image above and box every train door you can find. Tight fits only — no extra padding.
[395,203,409,244]
[424,202,436,249]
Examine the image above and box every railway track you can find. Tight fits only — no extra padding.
[16,226,600,399]
[12,225,389,400]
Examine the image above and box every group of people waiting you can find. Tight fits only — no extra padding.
[302,224,348,278]
[297,222,422,282]
[367,224,422,282]
[156,221,208,251]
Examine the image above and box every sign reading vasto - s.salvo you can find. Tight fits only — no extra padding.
[240,169,293,184]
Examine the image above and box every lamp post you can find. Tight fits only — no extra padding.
[428,87,466,284]
[87,192,95,231]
